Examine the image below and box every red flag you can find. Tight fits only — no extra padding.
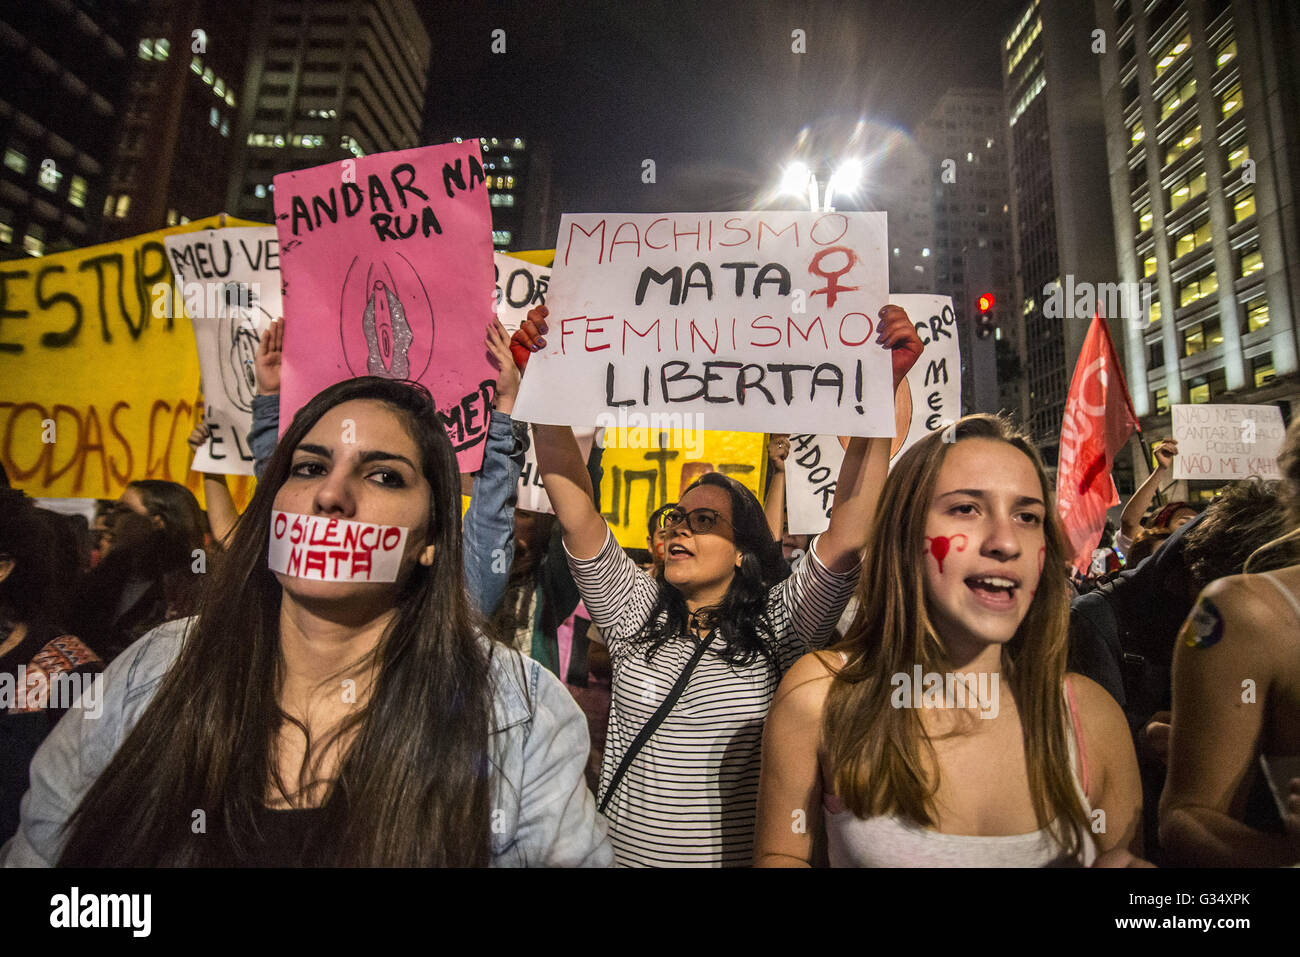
[1057,315,1140,573]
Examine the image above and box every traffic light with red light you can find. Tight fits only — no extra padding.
[976,292,996,339]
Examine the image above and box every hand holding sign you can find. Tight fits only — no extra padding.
[877,304,925,389]
[256,318,284,395]
[486,318,520,415]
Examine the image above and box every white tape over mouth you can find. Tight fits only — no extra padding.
[268,510,409,582]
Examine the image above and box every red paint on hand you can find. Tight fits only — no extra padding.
[924,534,968,573]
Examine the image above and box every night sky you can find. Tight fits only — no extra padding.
[420,0,1026,219]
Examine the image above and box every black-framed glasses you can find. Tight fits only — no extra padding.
[658,507,732,535]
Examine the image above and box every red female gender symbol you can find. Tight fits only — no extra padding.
[924,534,968,573]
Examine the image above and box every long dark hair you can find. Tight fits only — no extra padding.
[626,472,787,669]
[58,377,496,866]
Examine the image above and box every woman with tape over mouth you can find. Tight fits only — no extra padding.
[516,302,923,867]
[1,376,611,867]
[754,414,1148,867]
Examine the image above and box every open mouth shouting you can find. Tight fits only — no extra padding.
[667,542,695,561]
[964,572,1022,610]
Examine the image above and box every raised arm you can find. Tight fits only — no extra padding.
[764,435,791,541]
[463,318,526,615]
[187,423,238,545]
[1159,575,1298,866]
[813,305,923,573]
[249,318,283,481]
[1119,438,1175,545]
[754,651,838,867]
[515,307,610,560]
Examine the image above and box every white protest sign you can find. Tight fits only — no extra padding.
[517,426,597,514]
[513,211,893,435]
[1170,403,1285,481]
[782,294,963,534]
[493,252,550,333]
[164,227,280,475]
[268,511,408,582]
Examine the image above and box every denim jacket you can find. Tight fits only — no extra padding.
[0,618,612,867]
[248,395,523,616]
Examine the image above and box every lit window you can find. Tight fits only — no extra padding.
[1179,269,1218,308]
[490,192,515,207]
[214,78,226,98]
[921,247,931,257]
[1221,83,1242,120]
[506,175,514,188]
[115,195,131,218]
[1143,254,1157,278]
[1174,217,1211,258]
[1233,188,1255,222]
[220,118,229,137]
[1152,387,1169,414]
[3,148,27,174]
[1240,246,1263,277]
[166,209,178,226]
[23,224,44,257]
[1149,298,1162,324]
[254,184,267,198]
[138,38,154,60]
[103,194,115,217]
[1253,354,1274,388]
[1138,206,1153,231]
[225,89,236,107]
[1130,119,1145,147]
[156,38,170,61]
[1164,122,1200,166]
[210,107,220,128]
[492,229,511,246]
[1227,142,1250,168]
[202,67,214,86]
[1216,37,1236,69]
[1246,300,1269,332]
[1188,380,1209,403]
[1160,76,1196,122]
[191,56,203,75]
[0,210,11,246]
[513,137,524,148]
[68,175,87,209]
[1153,31,1190,79]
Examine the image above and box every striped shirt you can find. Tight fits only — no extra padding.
[568,529,858,867]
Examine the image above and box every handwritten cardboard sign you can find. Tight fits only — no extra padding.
[597,428,766,548]
[0,215,262,500]
[164,226,279,475]
[1170,403,1285,481]
[512,211,892,435]
[494,251,550,333]
[273,141,496,472]
[782,294,963,534]
[268,510,408,582]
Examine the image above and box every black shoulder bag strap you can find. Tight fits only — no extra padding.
[598,630,714,815]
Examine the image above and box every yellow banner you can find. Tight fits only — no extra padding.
[0,215,260,505]
[598,427,766,548]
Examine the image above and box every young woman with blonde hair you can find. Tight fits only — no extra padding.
[755,414,1146,866]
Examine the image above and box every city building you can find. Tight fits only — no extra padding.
[1002,0,1122,464]
[101,0,254,240]
[1095,0,1300,498]
[870,135,937,297]
[226,0,431,223]
[0,2,142,258]
[444,135,554,252]
[916,87,1020,418]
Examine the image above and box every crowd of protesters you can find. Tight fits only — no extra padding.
[0,301,1296,868]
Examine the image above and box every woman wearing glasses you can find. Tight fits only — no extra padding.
[520,304,923,866]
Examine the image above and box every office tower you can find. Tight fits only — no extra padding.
[1003,0,1121,463]
[0,2,142,257]
[227,0,431,223]
[102,0,254,240]
[1095,0,1300,471]
[916,87,1019,418]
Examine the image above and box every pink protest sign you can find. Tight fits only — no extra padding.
[273,141,496,471]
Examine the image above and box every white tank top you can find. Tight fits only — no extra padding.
[823,677,1098,867]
